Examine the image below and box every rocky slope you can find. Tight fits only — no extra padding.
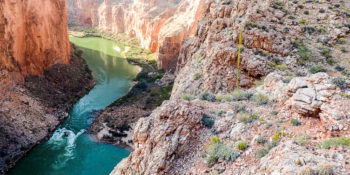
[67,0,206,71]
[0,0,94,173]
[0,0,71,75]
[112,0,350,174]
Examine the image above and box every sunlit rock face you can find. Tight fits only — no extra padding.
[67,0,206,71]
[0,0,70,75]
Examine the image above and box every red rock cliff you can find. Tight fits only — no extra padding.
[0,0,70,75]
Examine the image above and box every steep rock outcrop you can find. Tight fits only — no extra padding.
[67,0,207,71]
[0,0,93,173]
[0,0,70,75]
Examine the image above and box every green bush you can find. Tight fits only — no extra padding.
[283,76,294,83]
[206,136,239,167]
[256,136,266,144]
[320,137,350,149]
[231,89,253,101]
[277,64,288,71]
[237,112,258,123]
[291,118,302,126]
[252,93,269,105]
[202,114,215,128]
[257,148,269,158]
[182,94,194,101]
[200,91,217,102]
[332,77,346,89]
[266,140,279,150]
[237,142,247,150]
[233,103,247,112]
[310,65,326,74]
[193,72,201,80]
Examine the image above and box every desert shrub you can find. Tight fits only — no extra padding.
[237,142,247,150]
[283,76,294,83]
[332,77,346,89]
[231,89,253,101]
[182,94,195,101]
[233,103,247,112]
[257,148,269,158]
[271,111,278,115]
[310,65,326,74]
[291,118,302,126]
[206,136,239,167]
[293,40,312,64]
[237,112,258,123]
[193,72,201,80]
[276,64,288,71]
[218,110,226,116]
[272,131,281,142]
[200,91,217,102]
[320,137,350,149]
[319,8,326,13]
[202,114,215,128]
[335,65,345,71]
[256,136,267,144]
[252,93,269,105]
[319,47,335,64]
[256,140,278,158]
[294,135,309,146]
[317,162,334,175]
[266,140,279,150]
[299,166,316,175]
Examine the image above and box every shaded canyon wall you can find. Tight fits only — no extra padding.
[0,0,70,75]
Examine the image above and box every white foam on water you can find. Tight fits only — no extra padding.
[48,128,85,170]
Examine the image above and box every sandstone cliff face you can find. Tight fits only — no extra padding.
[112,0,350,174]
[67,0,206,71]
[0,0,71,75]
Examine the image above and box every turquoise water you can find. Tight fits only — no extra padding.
[9,37,139,175]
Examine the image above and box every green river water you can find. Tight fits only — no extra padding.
[8,37,139,175]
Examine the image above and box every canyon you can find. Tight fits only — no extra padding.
[1,0,350,174]
[67,0,206,71]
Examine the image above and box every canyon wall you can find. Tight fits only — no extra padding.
[0,0,94,173]
[0,0,70,75]
[112,0,350,174]
[67,0,206,71]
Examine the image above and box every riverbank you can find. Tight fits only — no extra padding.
[89,57,174,150]
[68,26,175,150]
[0,44,95,174]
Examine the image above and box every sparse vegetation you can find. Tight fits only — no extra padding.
[237,112,258,123]
[252,93,269,105]
[291,118,302,126]
[231,89,253,101]
[320,137,350,149]
[202,114,215,128]
[182,94,195,101]
[332,77,346,89]
[310,65,326,74]
[200,91,217,102]
[205,136,239,167]
[237,142,247,150]
[256,136,266,144]
[257,140,278,158]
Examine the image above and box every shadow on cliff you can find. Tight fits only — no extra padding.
[24,45,95,114]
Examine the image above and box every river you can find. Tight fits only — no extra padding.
[8,37,139,175]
